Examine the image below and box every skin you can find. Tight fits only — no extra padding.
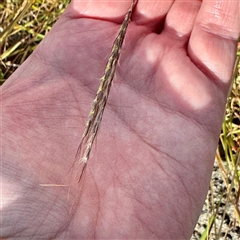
[1,0,240,239]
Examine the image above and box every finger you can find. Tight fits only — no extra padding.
[67,0,174,31]
[67,0,135,22]
[133,1,173,32]
[189,0,240,91]
[162,0,201,40]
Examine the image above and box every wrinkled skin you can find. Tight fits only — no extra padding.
[1,0,240,239]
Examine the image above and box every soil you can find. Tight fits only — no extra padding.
[191,161,240,240]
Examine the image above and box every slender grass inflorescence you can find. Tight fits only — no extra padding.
[75,0,138,178]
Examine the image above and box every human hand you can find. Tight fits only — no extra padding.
[1,0,239,239]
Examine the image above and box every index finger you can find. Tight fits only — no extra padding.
[67,0,134,22]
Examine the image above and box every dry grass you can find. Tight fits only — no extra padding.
[0,0,69,82]
[1,1,239,239]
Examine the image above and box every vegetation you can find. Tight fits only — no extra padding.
[1,1,239,239]
[0,0,69,82]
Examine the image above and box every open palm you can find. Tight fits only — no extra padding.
[2,1,239,239]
